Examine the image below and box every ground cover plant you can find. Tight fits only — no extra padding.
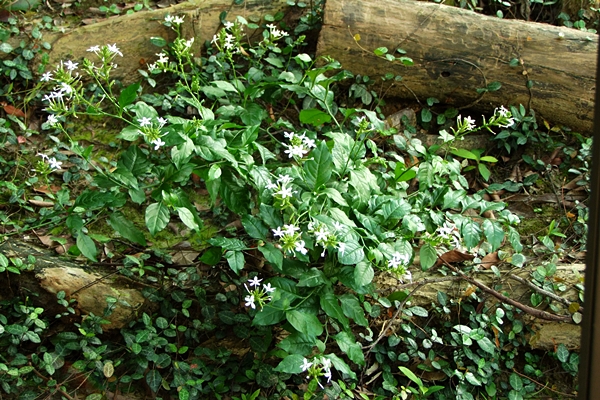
[0,2,591,399]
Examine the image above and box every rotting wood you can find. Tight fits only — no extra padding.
[317,0,598,133]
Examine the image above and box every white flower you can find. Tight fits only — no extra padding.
[300,358,313,372]
[284,144,307,158]
[64,60,78,71]
[400,270,413,284]
[58,82,73,95]
[302,137,316,149]
[263,283,275,293]
[283,224,300,236]
[244,295,256,309]
[138,117,152,127]
[265,181,278,190]
[283,131,295,139]
[276,186,294,199]
[147,63,157,72]
[266,23,276,29]
[157,53,169,63]
[496,106,509,118]
[333,221,344,232]
[211,35,219,46]
[164,14,174,23]
[465,116,476,129]
[107,43,123,57]
[37,153,48,161]
[40,72,53,82]
[151,138,165,150]
[224,21,234,29]
[87,45,100,53]
[173,15,184,24]
[500,118,515,128]
[388,252,410,269]
[48,157,62,170]
[47,114,59,126]
[272,227,284,238]
[185,38,194,48]
[295,240,308,255]
[277,174,293,185]
[337,242,346,255]
[437,223,455,238]
[248,276,262,287]
[314,226,329,242]
[157,117,168,127]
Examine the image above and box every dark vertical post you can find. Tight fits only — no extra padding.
[579,42,600,400]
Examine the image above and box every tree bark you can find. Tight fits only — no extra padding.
[317,0,598,133]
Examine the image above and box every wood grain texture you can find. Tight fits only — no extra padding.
[317,0,598,133]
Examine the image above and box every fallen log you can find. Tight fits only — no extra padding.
[317,0,598,133]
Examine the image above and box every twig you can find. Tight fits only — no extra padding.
[441,261,572,322]
[367,276,464,352]
[508,273,582,313]
[511,368,577,398]
[31,366,75,400]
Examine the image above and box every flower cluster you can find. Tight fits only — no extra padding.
[491,105,515,128]
[211,20,244,55]
[457,115,477,132]
[282,131,316,159]
[37,153,63,171]
[272,224,308,256]
[437,221,462,249]
[301,356,332,389]
[266,174,297,209]
[163,14,185,26]
[137,116,168,150]
[387,252,412,283]
[265,23,289,40]
[307,220,345,258]
[243,276,275,310]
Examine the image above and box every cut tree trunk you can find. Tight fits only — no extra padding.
[317,0,598,133]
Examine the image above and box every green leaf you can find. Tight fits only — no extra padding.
[483,219,504,251]
[322,187,348,207]
[399,366,423,387]
[274,354,305,373]
[175,207,200,231]
[225,250,245,274]
[325,354,357,380]
[451,148,478,160]
[334,331,365,365]
[304,141,332,190]
[77,233,97,262]
[320,292,349,329]
[421,108,432,123]
[179,387,190,400]
[487,81,502,91]
[509,373,523,390]
[109,212,146,246]
[252,305,285,326]
[556,343,569,363]
[420,243,437,270]
[258,242,283,271]
[297,268,327,287]
[145,202,170,236]
[286,310,323,337]
[339,294,368,327]
[242,215,269,239]
[465,371,482,386]
[338,239,365,265]
[299,108,332,127]
[478,337,496,354]
[354,261,374,286]
[118,82,140,109]
[208,237,246,251]
[478,163,491,181]
[150,36,167,47]
[116,125,141,141]
[146,370,162,393]
[462,220,482,250]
